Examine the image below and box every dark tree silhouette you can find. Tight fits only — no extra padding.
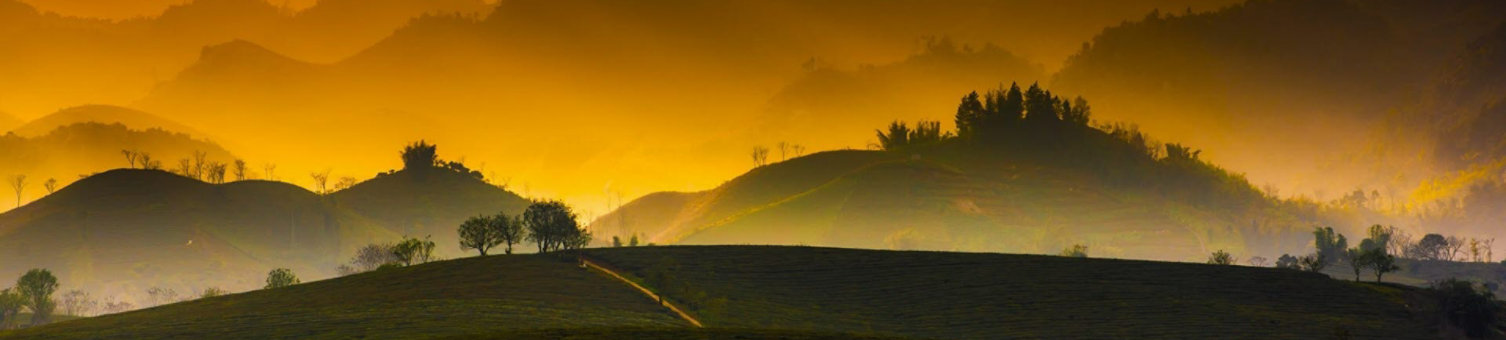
[1207,250,1235,265]
[1312,227,1348,264]
[16,269,57,325]
[393,236,436,266]
[1367,250,1398,282]
[493,212,525,255]
[459,215,502,256]
[8,175,24,208]
[0,288,24,328]
[1417,234,1449,261]
[524,200,590,253]
[401,140,439,170]
[264,268,299,289]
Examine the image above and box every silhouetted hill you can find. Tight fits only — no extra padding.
[1051,0,1506,198]
[0,169,398,305]
[0,110,18,132]
[330,168,531,259]
[0,122,235,208]
[10,105,205,137]
[0,0,489,116]
[598,131,1312,261]
[6,246,1443,338]
[133,1,1241,203]
[758,39,1045,146]
[593,151,899,245]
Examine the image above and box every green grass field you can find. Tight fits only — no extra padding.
[584,246,1438,339]
[1,254,685,339]
[5,246,1450,339]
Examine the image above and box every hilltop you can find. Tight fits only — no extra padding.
[597,82,1315,261]
[0,121,235,207]
[0,111,18,132]
[0,169,396,301]
[1050,0,1506,198]
[0,0,489,116]
[7,246,1445,339]
[9,105,205,137]
[0,155,529,305]
[331,167,531,259]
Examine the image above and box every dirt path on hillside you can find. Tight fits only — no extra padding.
[579,256,705,328]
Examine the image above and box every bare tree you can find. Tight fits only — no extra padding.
[206,162,227,184]
[8,175,25,208]
[1446,236,1468,262]
[347,243,398,272]
[232,159,247,181]
[139,152,160,170]
[43,178,57,195]
[191,151,208,179]
[262,163,278,181]
[777,141,790,161]
[333,176,357,192]
[58,290,95,316]
[310,169,331,194]
[791,144,806,158]
[99,298,133,314]
[1247,256,1269,267]
[121,149,139,168]
[751,146,770,167]
[145,287,179,307]
[176,158,195,179]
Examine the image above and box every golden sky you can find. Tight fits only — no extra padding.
[2,0,1277,217]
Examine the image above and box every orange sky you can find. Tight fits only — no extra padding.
[2,0,1276,217]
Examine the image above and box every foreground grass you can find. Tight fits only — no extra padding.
[586,246,1437,339]
[6,246,1445,339]
[2,254,684,339]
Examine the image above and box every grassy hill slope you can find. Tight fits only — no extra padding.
[330,168,531,259]
[7,246,1444,339]
[0,122,235,209]
[585,246,1438,339]
[1,254,687,339]
[0,169,397,302]
[602,139,1312,261]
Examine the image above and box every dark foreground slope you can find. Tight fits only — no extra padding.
[585,246,1439,339]
[8,246,1443,339]
[2,255,686,339]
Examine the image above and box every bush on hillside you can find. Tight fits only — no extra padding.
[1430,278,1502,337]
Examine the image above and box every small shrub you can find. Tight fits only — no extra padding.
[1059,244,1088,258]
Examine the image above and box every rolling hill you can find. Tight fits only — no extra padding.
[0,111,18,132]
[330,168,532,259]
[9,105,206,138]
[594,117,1315,262]
[0,121,235,209]
[131,0,1243,209]
[6,246,1449,339]
[0,169,396,305]
[1050,0,1506,199]
[0,160,529,308]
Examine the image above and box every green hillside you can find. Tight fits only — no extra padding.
[1,254,687,339]
[0,169,397,302]
[599,124,1314,262]
[7,246,1451,339]
[585,246,1437,339]
[330,168,531,259]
